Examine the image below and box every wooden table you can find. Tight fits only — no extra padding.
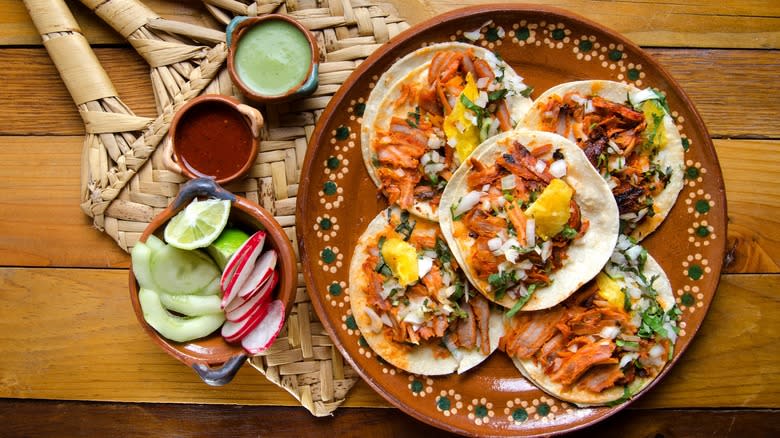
[1,0,778,436]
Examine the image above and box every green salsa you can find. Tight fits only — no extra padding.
[234,20,312,96]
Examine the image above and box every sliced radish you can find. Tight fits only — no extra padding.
[225,272,278,323]
[221,298,272,343]
[241,300,285,355]
[237,250,277,300]
[220,231,267,309]
[227,270,279,316]
[220,230,266,293]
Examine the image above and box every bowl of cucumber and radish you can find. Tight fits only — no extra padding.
[129,178,296,386]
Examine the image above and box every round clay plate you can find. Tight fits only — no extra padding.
[297,5,726,436]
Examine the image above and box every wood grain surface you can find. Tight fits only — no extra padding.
[1,0,778,435]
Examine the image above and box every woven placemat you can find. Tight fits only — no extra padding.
[25,0,409,416]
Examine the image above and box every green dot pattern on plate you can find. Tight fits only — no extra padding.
[682,292,695,306]
[486,27,499,42]
[696,226,710,237]
[328,282,342,296]
[335,125,350,140]
[475,404,488,418]
[686,166,700,179]
[354,102,366,117]
[682,138,690,151]
[537,403,551,416]
[345,315,357,330]
[321,247,336,263]
[320,217,332,230]
[437,397,451,411]
[323,181,337,195]
[411,380,423,393]
[358,335,368,347]
[326,156,340,170]
[688,264,703,280]
[628,68,640,80]
[609,50,623,61]
[516,27,530,41]
[579,40,593,51]
[512,408,529,422]
[695,200,711,213]
[552,29,565,40]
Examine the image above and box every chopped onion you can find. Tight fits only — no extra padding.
[447,137,458,147]
[534,160,546,174]
[476,77,489,89]
[619,353,639,368]
[453,191,482,217]
[381,278,401,300]
[619,212,638,220]
[663,323,678,343]
[482,199,490,210]
[540,240,553,262]
[631,311,642,328]
[364,307,384,333]
[418,256,434,279]
[610,251,627,265]
[380,312,393,327]
[501,174,516,190]
[600,326,621,340]
[423,250,437,259]
[549,159,567,178]
[516,259,533,270]
[616,235,632,251]
[628,286,642,300]
[475,91,489,108]
[481,184,491,192]
[421,152,432,166]
[424,162,446,176]
[443,336,464,363]
[497,196,506,207]
[629,88,661,107]
[607,177,619,190]
[487,237,503,252]
[463,29,481,41]
[428,134,442,149]
[649,343,664,358]
[625,245,643,262]
[526,218,536,247]
[583,99,595,114]
[570,94,587,105]
[394,168,406,177]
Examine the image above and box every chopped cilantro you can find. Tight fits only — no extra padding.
[395,210,416,241]
[460,94,485,126]
[606,386,632,407]
[519,86,534,98]
[489,271,516,300]
[450,282,465,301]
[616,339,640,350]
[406,106,421,128]
[488,89,508,102]
[435,237,452,264]
[552,149,565,160]
[560,224,578,240]
[623,287,632,311]
[505,284,538,317]
[450,202,464,221]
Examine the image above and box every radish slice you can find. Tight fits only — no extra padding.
[225,271,278,322]
[237,250,277,300]
[221,299,272,343]
[241,300,285,355]
[235,269,279,307]
[220,231,266,293]
[220,232,268,309]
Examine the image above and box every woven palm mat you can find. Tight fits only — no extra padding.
[29,0,410,416]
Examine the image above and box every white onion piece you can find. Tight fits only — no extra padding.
[394,168,405,177]
[616,235,632,251]
[441,271,452,287]
[418,256,434,279]
[600,326,621,340]
[487,237,503,252]
[381,278,401,300]
[540,240,553,262]
[619,353,639,368]
[526,218,536,247]
[569,94,587,105]
[476,77,489,89]
[516,259,533,270]
[629,88,662,107]
[380,313,393,327]
[443,336,464,363]
[453,191,482,217]
[584,99,595,114]
[549,160,567,178]
[501,174,516,190]
[421,152,432,166]
[625,245,643,262]
[364,307,384,333]
[649,343,665,358]
[476,91,489,107]
[534,161,546,174]
[619,212,638,220]
[428,134,442,149]
[663,323,678,343]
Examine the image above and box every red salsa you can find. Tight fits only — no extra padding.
[174,101,254,181]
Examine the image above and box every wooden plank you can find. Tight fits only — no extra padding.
[1,136,776,272]
[5,0,779,49]
[0,269,775,408]
[389,0,780,49]
[1,400,779,437]
[1,47,777,138]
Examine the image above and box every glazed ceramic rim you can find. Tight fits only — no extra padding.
[227,14,319,103]
[169,94,259,185]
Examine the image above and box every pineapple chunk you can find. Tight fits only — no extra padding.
[525,178,573,240]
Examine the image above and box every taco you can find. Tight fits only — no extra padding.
[439,129,619,311]
[348,206,504,375]
[361,42,533,221]
[522,80,684,240]
[503,235,680,406]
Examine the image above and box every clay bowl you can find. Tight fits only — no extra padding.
[129,178,297,385]
[169,94,262,186]
[226,14,319,103]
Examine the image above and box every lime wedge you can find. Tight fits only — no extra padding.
[207,228,250,270]
[164,198,231,250]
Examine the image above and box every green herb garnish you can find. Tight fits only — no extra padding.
[505,284,538,317]
[394,210,416,241]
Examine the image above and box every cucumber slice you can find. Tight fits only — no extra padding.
[138,288,225,342]
[131,242,158,291]
[145,234,166,252]
[150,244,220,294]
[197,276,222,296]
[159,292,222,316]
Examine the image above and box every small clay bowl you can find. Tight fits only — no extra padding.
[227,14,319,103]
[129,178,297,386]
[169,94,262,185]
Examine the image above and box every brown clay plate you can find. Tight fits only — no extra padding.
[297,5,726,436]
